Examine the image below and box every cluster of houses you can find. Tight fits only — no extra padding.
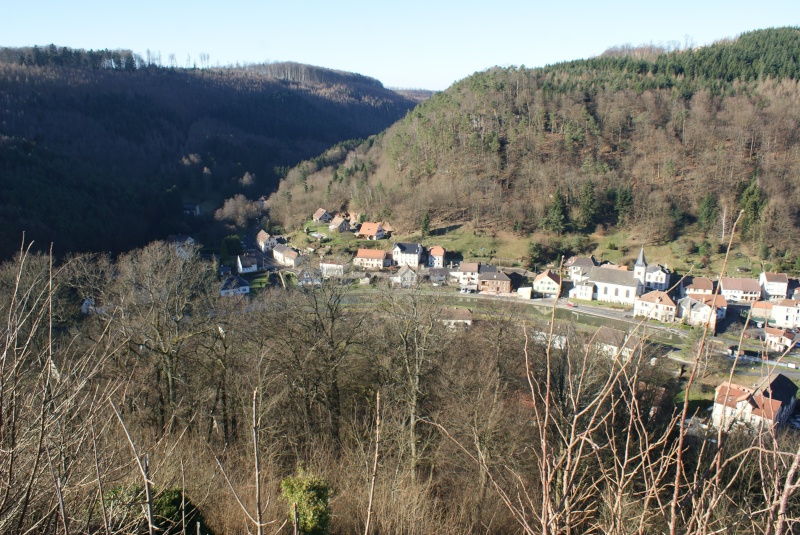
[562,249,800,346]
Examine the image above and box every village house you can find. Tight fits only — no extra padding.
[429,267,450,285]
[378,222,395,238]
[711,374,798,430]
[771,298,800,329]
[568,280,595,301]
[391,265,418,288]
[533,270,562,297]
[677,294,727,332]
[720,277,762,303]
[478,271,512,294]
[631,247,671,291]
[256,230,277,252]
[764,326,797,352]
[680,276,715,298]
[272,244,301,268]
[586,266,642,306]
[590,326,636,360]
[220,276,250,297]
[237,254,259,274]
[439,308,473,329]
[750,300,772,322]
[644,264,671,291]
[393,242,423,267]
[353,248,391,270]
[427,246,446,268]
[759,272,789,301]
[312,208,333,223]
[634,291,677,322]
[297,271,322,288]
[451,262,480,287]
[328,215,351,233]
[564,255,597,281]
[356,222,385,240]
[320,261,346,278]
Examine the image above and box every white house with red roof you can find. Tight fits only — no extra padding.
[353,248,391,270]
[633,291,676,322]
[427,246,446,268]
[764,326,797,352]
[356,222,385,240]
[533,270,562,296]
[711,374,798,430]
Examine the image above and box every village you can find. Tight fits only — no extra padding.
[206,206,800,434]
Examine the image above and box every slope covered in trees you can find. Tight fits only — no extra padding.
[269,27,800,261]
[2,243,799,534]
[0,46,421,257]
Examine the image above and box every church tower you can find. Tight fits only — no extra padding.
[634,246,647,285]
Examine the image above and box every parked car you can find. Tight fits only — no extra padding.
[565,302,577,308]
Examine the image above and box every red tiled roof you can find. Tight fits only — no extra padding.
[357,222,383,237]
[355,248,387,259]
[429,246,445,257]
[534,269,561,285]
[637,291,676,307]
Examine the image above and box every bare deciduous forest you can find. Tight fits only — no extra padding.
[0,47,420,257]
[1,239,799,534]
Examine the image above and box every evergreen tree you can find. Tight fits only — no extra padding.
[543,190,567,234]
[615,186,634,226]
[421,210,431,237]
[698,193,719,233]
[740,180,765,241]
[577,181,597,230]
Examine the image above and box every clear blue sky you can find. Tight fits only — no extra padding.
[3,1,798,90]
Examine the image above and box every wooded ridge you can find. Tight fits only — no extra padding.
[0,47,421,258]
[268,27,800,266]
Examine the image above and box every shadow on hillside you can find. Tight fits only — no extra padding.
[430,224,462,236]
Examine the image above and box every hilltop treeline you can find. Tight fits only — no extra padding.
[269,27,800,260]
[1,243,798,534]
[0,46,420,257]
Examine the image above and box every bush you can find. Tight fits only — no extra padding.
[281,467,332,535]
[104,484,211,535]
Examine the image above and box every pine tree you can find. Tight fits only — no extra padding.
[421,210,431,237]
[544,190,567,235]
[577,181,597,230]
[698,193,718,233]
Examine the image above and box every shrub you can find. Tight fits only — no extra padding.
[281,467,332,535]
[104,484,210,535]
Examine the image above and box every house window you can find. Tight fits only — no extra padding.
[604,287,608,295]
[615,288,619,297]
[626,290,630,298]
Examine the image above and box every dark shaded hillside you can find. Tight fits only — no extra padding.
[269,27,800,263]
[0,48,420,257]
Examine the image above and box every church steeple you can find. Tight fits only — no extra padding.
[635,246,646,268]
[634,246,647,285]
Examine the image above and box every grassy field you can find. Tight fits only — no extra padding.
[283,217,778,281]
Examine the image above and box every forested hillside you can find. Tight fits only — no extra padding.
[269,27,800,262]
[0,46,420,257]
[3,244,799,535]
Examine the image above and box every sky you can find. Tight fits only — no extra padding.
[2,1,799,90]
